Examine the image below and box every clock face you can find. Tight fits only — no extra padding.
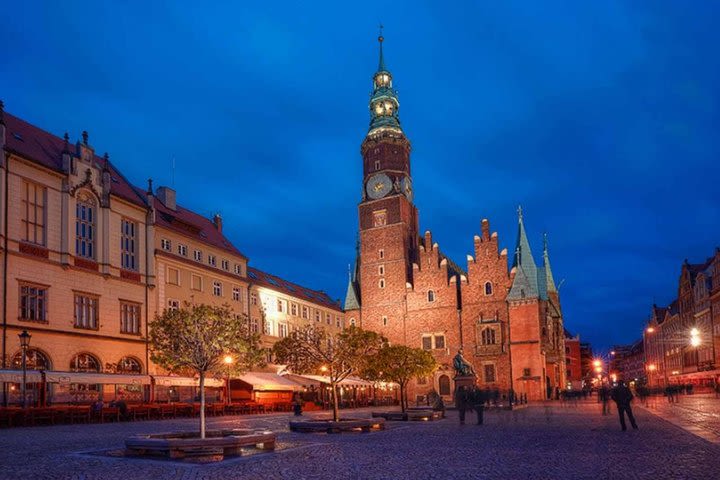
[366,173,392,200]
[401,176,413,201]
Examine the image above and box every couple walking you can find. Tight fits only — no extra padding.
[456,385,486,425]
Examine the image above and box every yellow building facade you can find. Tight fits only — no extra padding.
[0,104,343,405]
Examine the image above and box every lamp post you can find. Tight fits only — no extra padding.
[223,355,234,405]
[18,330,31,409]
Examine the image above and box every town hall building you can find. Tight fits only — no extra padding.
[343,36,566,402]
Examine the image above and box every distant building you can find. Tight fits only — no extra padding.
[610,340,644,384]
[642,251,720,387]
[564,330,582,389]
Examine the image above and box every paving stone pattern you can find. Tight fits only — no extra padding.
[1,400,720,480]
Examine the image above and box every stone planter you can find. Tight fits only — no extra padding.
[125,429,276,461]
[372,409,443,421]
[289,417,385,434]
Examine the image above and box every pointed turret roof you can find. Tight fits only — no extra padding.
[508,206,539,300]
[540,233,558,299]
[343,265,360,311]
[367,33,402,133]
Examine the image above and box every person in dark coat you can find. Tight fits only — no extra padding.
[456,386,471,425]
[471,387,485,425]
[610,380,638,431]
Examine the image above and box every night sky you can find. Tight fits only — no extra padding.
[3,1,720,350]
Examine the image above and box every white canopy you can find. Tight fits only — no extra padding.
[287,374,374,387]
[44,371,151,385]
[0,369,42,383]
[152,375,224,388]
[237,372,304,392]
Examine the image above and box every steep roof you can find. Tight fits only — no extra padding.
[152,197,246,258]
[508,207,539,300]
[3,112,147,208]
[343,276,360,311]
[248,267,342,312]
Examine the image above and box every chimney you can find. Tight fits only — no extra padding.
[213,213,223,232]
[156,186,176,210]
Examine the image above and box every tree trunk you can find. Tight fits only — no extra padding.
[400,383,406,413]
[331,381,340,422]
[199,372,206,439]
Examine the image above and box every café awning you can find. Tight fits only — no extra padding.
[0,369,43,383]
[152,375,224,388]
[286,374,374,387]
[237,372,304,392]
[44,371,151,385]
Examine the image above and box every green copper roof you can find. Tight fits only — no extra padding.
[368,34,402,133]
[508,206,539,300]
[542,233,558,295]
[343,265,360,311]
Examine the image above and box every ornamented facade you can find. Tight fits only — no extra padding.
[344,37,567,402]
[0,101,343,405]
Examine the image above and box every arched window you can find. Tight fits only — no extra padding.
[12,348,51,370]
[117,356,142,374]
[481,328,496,345]
[438,375,451,396]
[484,282,492,295]
[70,353,101,372]
[75,191,97,260]
[428,290,435,302]
[349,318,356,326]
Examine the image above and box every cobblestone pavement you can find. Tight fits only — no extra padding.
[638,393,720,445]
[1,400,720,480]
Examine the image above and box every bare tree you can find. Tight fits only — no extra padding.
[149,303,263,438]
[273,325,386,421]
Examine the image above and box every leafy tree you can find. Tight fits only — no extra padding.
[149,303,263,438]
[273,325,386,422]
[362,345,437,412]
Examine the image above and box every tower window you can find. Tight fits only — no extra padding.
[373,210,387,227]
[382,316,388,326]
[375,160,380,170]
[485,282,493,295]
[379,249,385,259]
[350,317,356,326]
[481,327,496,345]
[428,290,435,302]
[379,279,385,288]
[379,265,385,275]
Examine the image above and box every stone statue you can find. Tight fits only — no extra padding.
[453,349,476,377]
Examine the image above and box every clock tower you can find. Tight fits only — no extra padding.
[349,33,419,343]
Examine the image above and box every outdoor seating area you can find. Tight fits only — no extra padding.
[0,400,297,428]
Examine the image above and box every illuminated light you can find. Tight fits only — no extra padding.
[647,364,657,371]
[610,351,616,356]
[690,328,699,336]
[646,327,655,333]
[691,336,701,347]
[223,355,234,365]
[320,365,328,373]
[592,360,602,368]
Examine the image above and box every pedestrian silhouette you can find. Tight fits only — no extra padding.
[610,380,638,431]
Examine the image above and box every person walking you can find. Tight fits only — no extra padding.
[291,391,303,416]
[610,380,638,431]
[456,386,471,425]
[471,386,485,425]
[600,385,611,415]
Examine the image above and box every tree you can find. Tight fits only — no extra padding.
[273,325,386,422]
[362,345,437,412]
[149,303,263,438]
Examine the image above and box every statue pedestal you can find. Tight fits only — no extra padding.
[453,375,477,404]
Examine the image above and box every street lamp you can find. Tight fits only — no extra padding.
[18,330,31,409]
[690,328,701,347]
[223,355,233,405]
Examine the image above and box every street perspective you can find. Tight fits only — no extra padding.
[2,2,720,479]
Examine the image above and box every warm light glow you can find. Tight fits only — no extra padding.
[646,327,655,333]
[592,359,602,368]
[595,366,602,373]
[690,328,699,336]
[223,355,234,365]
[690,328,701,347]
[610,374,617,382]
[647,364,657,371]
[610,351,616,356]
[320,365,328,373]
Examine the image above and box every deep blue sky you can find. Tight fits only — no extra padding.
[3,1,720,350]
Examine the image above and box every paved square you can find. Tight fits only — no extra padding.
[1,401,719,479]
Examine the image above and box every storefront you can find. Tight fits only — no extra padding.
[152,375,224,403]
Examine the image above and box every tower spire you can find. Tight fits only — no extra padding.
[542,233,558,294]
[378,24,386,72]
[508,206,539,300]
